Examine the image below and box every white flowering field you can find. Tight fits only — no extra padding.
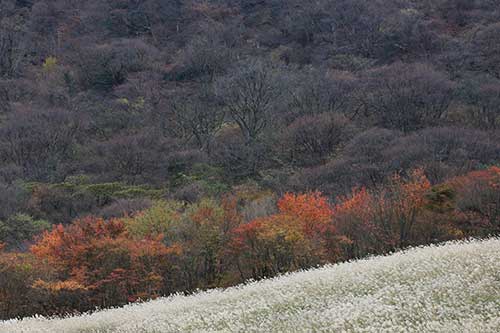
[1,238,499,333]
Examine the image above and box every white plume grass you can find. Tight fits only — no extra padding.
[1,238,499,333]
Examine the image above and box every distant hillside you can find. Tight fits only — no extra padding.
[2,238,499,333]
[1,1,500,226]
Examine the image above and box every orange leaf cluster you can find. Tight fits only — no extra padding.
[228,192,335,277]
[277,192,334,236]
[30,217,179,306]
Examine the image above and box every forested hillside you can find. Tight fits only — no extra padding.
[0,0,499,319]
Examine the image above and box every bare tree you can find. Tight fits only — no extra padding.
[0,16,27,78]
[175,21,239,81]
[471,23,500,80]
[0,81,10,113]
[0,108,83,181]
[288,67,358,117]
[167,91,225,152]
[282,113,357,166]
[215,59,283,143]
[459,78,500,130]
[93,129,176,184]
[359,62,455,132]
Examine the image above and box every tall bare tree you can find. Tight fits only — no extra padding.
[215,59,283,143]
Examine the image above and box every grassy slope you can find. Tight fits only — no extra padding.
[1,238,499,333]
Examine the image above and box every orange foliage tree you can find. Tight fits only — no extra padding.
[277,192,333,236]
[0,251,61,320]
[332,187,383,259]
[332,169,432,256]
[31,217,181,308]
[228,192,334,279]
[383,168,432,247]
[448,166,500,234]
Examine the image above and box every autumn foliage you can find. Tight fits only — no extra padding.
[448,166,500,234]
[278,192,334,235]
[31,217,181,309]
[228,192,335,278]
[1,167,499,319]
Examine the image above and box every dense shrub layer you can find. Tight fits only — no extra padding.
[2,238,499,332]
[1,167,498,319]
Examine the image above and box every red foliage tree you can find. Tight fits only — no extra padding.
[228,192,334,279]
[332,187,383,258]
[332,169,432,256]
[277,192,334,236]
[31,217,180,307]
[448,166,500,234]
